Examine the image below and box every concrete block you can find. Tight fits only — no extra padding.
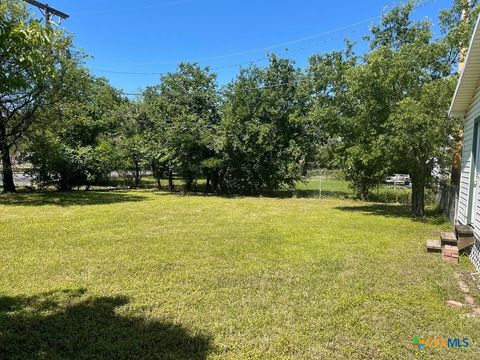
[426,239,441,253]
[440,232,457,246]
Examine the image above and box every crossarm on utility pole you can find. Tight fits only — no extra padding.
[23,0,69,25]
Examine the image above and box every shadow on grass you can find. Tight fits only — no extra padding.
[0,289,212,359]
[335,204,447,225]
[0,191,147,207]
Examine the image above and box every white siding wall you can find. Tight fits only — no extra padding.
[457,118,473,225]
[457,88,480,225]
[458,85,480,229]
[459,84,480,274]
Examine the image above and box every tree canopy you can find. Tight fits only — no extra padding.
[0,0,75,192]
[3,0,479,217]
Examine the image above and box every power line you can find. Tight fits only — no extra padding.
[168,16,381,64]
[90,0,438,69]
[89,0,439,76]
[103,0,440,97]
[91,31,364,76]
[99,16,380,68]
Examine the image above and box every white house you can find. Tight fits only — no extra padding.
[449,15,480,271]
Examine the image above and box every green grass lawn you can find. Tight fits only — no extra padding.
[295,176,417,205]
[26,173,420,206]
[0,190,478,359]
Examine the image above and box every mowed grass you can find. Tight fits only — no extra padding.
[295,176,415,205]
[0,190,478,359]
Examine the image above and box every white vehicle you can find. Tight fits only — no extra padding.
[385,174,411,187]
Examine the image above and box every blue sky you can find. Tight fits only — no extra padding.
[28,0,454,94]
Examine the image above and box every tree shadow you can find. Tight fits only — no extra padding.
[0,191,147,207]
[0,289,212,359]
[334,204,447,225]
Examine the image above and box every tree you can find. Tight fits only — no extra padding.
[113,101,152,188]
[27,72,125,190]
[388,78,457,215]
[0,0,72,192]
[308,1,475,214]
[369,1,470,216]
[307,43,389,200]
[141,86,176,191]
[219,55,314,194]
[145,63,220,192]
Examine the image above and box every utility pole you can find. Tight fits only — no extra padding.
[23,0,69,26]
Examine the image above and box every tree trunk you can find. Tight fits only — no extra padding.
[168,171,174,191]
[448,130,463,220]
[0,123,16,193]
[152,161,161,189]
[212,171,219,193]
[134,159,141,188]
[185,178,192,192]
[217,171,225,194]
[450,130,463,189]
[206,175,211,193]
[358,180,369,201]
[411,176,425,217]
[59,174,72,192]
